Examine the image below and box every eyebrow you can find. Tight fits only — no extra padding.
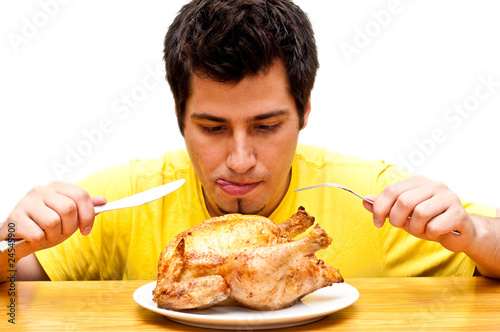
[191,110,290,123]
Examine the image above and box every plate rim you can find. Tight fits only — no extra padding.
[133,281,359,330]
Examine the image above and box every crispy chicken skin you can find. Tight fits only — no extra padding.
[153,207,343,311]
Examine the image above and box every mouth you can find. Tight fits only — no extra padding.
[216,179,260,197]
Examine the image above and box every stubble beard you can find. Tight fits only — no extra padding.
[216,198,265,216]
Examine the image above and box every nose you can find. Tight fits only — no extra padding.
[226,131,257,174]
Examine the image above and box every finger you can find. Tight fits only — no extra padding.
[389,186,434,230]
[362,195,383,228]
[415,187,464,236]
[43,194,78,239]
[11,192,64,243]
[405,195,448,237]
[2,216,47,251]
[372,182,415,227]
[26,199,65,242]
[51,183,96,236]
[77,196,107,236]
[362,199,374,213]
[374,176,430,228]
[425,205,469,239]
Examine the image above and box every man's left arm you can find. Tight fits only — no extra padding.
[462,212,500,278]
[364,176,500,279]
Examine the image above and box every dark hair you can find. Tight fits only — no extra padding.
[164,0,319,134]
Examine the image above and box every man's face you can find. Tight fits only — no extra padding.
[182,60,310,217]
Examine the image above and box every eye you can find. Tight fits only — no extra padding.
[202,126,224,134]
[256,124,280,132]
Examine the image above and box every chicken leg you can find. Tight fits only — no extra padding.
[222,224,343,310]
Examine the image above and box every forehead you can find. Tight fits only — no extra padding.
[186,61,296,119]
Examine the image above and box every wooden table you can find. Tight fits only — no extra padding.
[2,277,499,331]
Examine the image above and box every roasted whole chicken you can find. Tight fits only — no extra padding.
[153,207,343,311]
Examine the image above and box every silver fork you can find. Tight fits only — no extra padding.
[294,183,460,235]
[295,183,374,204]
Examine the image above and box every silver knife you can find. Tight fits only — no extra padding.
[93,178,185,213]
[0,178,185,252]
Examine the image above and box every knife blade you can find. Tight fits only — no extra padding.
[93,178,185,213]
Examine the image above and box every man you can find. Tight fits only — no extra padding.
[1,0,499,281]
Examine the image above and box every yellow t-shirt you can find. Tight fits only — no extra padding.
[35,145,496,280]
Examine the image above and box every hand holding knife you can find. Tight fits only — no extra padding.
[0,179,185,252]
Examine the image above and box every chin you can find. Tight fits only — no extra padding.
[216,199,266,216]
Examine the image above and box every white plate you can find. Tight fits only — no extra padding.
[133,281,359,330]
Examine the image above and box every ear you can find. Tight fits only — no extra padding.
[175,105,178,117]
[300,98,312,130]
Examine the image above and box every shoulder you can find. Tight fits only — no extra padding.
[76,149,192,199]
[129,149,191,179]
[295,144,386,170]
[294,144,412,192]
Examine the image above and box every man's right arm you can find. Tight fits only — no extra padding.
[0,182,106,282]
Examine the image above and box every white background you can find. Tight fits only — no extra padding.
[1,0,499,220]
